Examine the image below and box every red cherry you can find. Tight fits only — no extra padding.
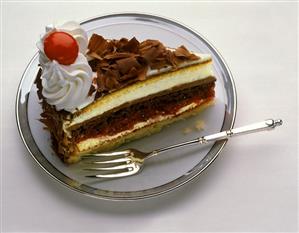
[44,31,79,65]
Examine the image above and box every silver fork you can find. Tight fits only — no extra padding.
[82,119,283,178]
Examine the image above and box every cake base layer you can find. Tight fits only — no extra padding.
[66,99,214,163]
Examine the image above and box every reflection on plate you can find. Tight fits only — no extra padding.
[16,13,236,200]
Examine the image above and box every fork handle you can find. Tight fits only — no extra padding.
[200,119,283,143]
[151,119,283,155]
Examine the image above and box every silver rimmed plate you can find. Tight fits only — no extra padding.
[16,13,236,200]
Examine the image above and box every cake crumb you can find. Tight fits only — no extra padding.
[195,120,205,131]
[183,127,193,134]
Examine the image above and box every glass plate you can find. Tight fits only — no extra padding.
[16,13,237,200]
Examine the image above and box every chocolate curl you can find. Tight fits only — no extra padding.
[174,45,199,60]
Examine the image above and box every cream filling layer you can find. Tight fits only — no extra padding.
[76,101,202,152]
[66,55,213,130]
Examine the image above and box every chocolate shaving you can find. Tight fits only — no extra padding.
[116,56,141,74]
[35,68,44,100]
[88,84,96,96]
[174,45,198,59]
[120,37,140,53]
[87,34,199,95]
[87,34,109,59]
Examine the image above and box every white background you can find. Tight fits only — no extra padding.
[1,1,298,232]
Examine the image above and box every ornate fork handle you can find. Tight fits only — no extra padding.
[149,119,283,157]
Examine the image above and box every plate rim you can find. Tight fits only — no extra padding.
[15,12,237,201]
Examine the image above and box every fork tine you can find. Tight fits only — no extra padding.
[82,150,130,158]
[81,157,131,167]
[89,157,131,164]
[83,164,133,171]
[85,169,137,178]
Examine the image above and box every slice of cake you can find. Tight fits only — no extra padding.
[36,21,216,163]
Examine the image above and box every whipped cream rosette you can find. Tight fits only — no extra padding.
[37,21,95,112]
